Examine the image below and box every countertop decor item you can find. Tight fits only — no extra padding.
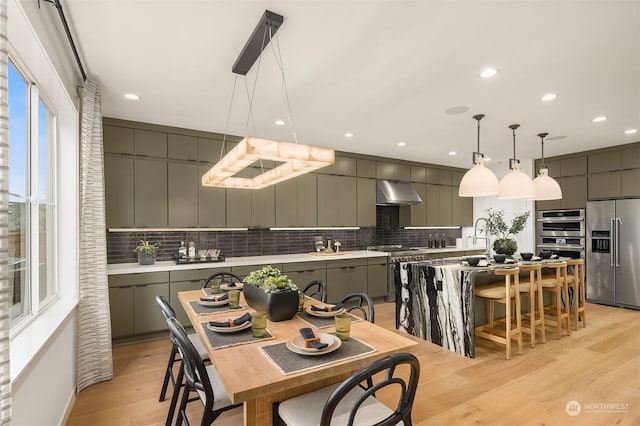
[484,208,531,256]
[133,240,159,265]
[243,265,299,321]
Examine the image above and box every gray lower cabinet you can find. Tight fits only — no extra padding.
[282,261,327,290]
[367,258,388,299]
[326,259,367,303]
[232,264,283,279]
[168,162,198,227]
[134,158,168,227]
[105,155,134,228]
[198,164,226,227]
[108,272,170,338]
[169,280,203,325]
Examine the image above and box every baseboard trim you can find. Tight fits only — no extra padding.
[61,393,76,425]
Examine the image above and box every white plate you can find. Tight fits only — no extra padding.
[305,306,345,318]
[220,283,243,291]
[207,321,251,333]
[197,298,230,307]
[286,333,341,356]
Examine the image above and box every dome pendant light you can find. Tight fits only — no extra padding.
[498,124,536,199]
[532,132,562,200]
[458,114,500,197]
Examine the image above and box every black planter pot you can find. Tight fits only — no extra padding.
[243,283,299,322]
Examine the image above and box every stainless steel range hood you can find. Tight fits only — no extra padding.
[376,180,422,206]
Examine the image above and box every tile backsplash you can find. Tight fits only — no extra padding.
[107,206,462,263]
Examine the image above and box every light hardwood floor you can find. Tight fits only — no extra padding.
[66,302,640,426]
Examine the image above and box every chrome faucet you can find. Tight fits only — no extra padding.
[472,217,491,258]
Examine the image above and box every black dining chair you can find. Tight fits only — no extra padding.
[155,295,210,425]
[338,292,375,323]
[167,317,243,426]
[302,279,328,303]
[201,271,244,291]
[276,352,420,425]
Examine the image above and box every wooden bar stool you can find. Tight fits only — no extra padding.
[475,267,523,360]
[566,259,586,330]
[540,261,571,339]
[518,263,546,347]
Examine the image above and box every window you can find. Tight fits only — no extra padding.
[8,59,57,327]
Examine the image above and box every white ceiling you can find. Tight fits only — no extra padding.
[64,0,640,170]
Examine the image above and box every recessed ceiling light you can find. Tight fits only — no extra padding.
[480,67,498,78]
[344,132,354,138]
[547,135,567,141]
[448,151,456,156]
[124,93,140,100]
[592,116,607,123]
[624,128,638,135]
[397,142,406,147]
[541,93,558,102]
[274,119,286,126]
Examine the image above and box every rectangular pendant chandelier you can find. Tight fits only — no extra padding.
[202,137,335,189]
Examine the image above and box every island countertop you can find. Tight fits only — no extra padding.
[107,250,390,275]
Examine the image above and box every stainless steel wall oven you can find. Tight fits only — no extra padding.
[536,209,585,259]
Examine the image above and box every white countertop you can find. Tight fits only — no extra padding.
[107,250,389,275]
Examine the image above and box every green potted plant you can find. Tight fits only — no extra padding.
[243,265,299,321]
[133,240,159,265]
[484,209,531,256]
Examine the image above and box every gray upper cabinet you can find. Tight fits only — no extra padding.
[561,175,587,209]
[588,172,621,200]
[317,175,338,226]
[337,156,357,176]
[198,164,226,227]
[338,176,357,225]
[356,159,376,178]
[393,164,411,182]
[426,168,452,186]
[451,171,463,187]
[399,183,427,227]
[134,158,167,227]
[134,129,167,157]
[589,151,621,174]
[426,184,452,226]
[226,168,252,227]
[621,169,640,197]
[104,125,133,154]
[536,159,560,178]
[452,187,473,227]
[297,174,318,226]
[438,186,453,226]
[251,168,275,228]
[275,179,297,226]
[105,155,134,228]
[621,147,640,169]
[168,162,198,227]
[376,162,394,179]
[168,134,198,161]
[198,137,224,163]
[560,156,587,176]
[356,178,376,227]
[411,166,427,183]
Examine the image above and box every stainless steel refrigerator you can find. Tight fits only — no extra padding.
[586,199,640,309]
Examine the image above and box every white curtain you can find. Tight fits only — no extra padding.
[0,1,11,421]
[77,80,113,392]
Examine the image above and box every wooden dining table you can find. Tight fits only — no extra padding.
[178,289,418,425]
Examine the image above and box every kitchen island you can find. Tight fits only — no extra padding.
[396,261,513,358]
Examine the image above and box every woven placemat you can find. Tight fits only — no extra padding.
[260,335,376,375]
[295,311,363,329]
[188,300,246,316]
[200,322,273,350]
